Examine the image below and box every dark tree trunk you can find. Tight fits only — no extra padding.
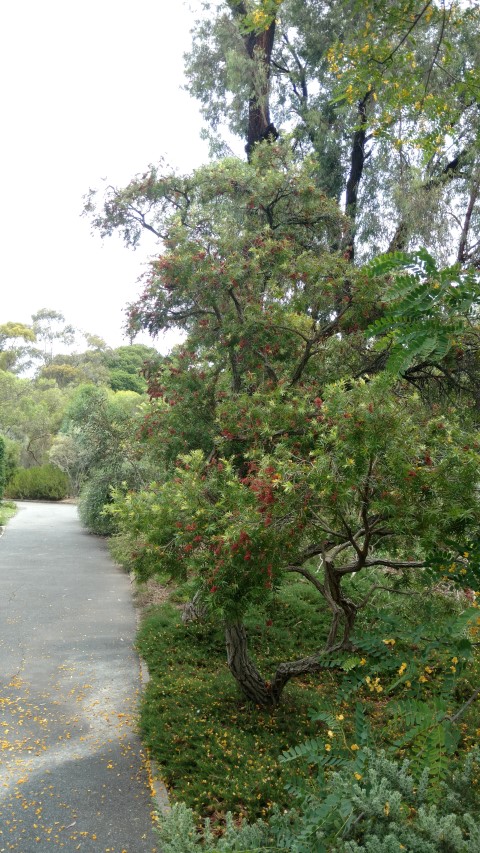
[225,622,276,706]
[225,619,347,708]
[244,22,277,158]
[342,94,370,263]
[228,2,278,159]
[323,564,357,651]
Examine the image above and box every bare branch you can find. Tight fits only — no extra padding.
[446,686,480,724]
[373,2,434,66]
[357,583,420,609]
[337,558,425,576]
[285,564,325,595]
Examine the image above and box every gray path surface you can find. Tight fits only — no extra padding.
[0,502,158,852]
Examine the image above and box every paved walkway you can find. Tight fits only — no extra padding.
[0,502,158,852]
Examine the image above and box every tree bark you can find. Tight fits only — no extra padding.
[225,622,276,706]
[342,94,370,263]
[323,564,357,651]
[225,619,346,707]
[228,2,277,158]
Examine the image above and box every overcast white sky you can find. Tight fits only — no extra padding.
[0,0,220,352]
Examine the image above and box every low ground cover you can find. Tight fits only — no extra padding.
[0,500,16,527]
[135,573,480,829]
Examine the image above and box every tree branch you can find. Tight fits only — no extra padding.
[285,564,325,595]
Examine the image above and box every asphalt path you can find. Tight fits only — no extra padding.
[0,502,158,853]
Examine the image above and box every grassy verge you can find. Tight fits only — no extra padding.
[0,500,17,527]
[136,573,480,826]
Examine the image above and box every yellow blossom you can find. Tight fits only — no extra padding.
[359,658,367,666]
[354,772,362,780]
[383,639,396,646]
[325,743,332,751]
[451,657,459,664]
[351,743,360,751]
[327,730,335,738]
[336,714,345,721]
[398,662,407,675]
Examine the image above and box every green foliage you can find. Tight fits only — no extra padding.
[366,250,480,375]
[0,371,70,467]
[185,0,480,261]
[154,748,480,853]
[272,747,480,853]
[31,308,75,364]
[0,436,5,500]
[112,372,479,629]
[78,473,118,535]
[91,144,480,704]
[155,803,268,853]
[0,501,17,527]
[136,589,332,819]
[5,464,69,501]
[62,384,156,533]
[103,344,157,393]
[0,321,37,374]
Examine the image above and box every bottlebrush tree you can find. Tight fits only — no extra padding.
[90,144,480,706]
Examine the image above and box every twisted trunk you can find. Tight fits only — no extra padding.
[225,619,346,707]
[225,622,276,705]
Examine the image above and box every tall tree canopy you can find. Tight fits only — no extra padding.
[185,0,480,262]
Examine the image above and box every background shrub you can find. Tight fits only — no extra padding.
[77,472,118,535]
[5,464,69,501]
[0,437,5,500]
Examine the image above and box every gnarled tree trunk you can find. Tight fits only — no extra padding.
[225,620,345,707]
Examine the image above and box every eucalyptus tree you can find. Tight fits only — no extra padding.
[185,0,480,263]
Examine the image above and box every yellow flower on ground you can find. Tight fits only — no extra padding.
[351,743,360,751]
[325,743,332,751]
[383,638,396,646]
[354,772,362,780]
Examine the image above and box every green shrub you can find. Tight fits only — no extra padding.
[0,500,17,526]
[5,464,69,501]
[0,436,5,500]
[155,748,480,853]
[78,472,118,535]
[3,438,20,485]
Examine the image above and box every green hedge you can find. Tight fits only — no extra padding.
[5,464,69,501]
